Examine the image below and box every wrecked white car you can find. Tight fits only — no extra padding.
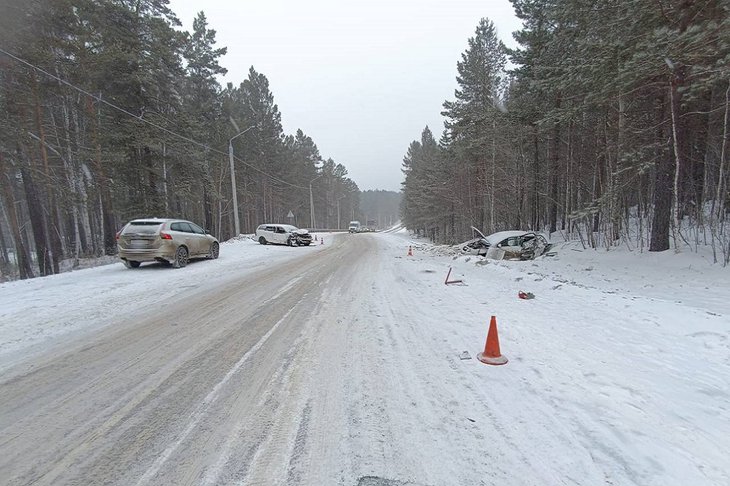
[460,228,554,260]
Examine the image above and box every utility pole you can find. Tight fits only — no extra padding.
[228,140,239,236]
[309,174,322,229]
[228,118,254,236]
[337,194,349,230]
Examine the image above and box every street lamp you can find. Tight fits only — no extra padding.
[229,118,254,236]
[309,173,323,230]
[336,194,349,230]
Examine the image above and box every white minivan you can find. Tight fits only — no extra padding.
[255,224,313,246]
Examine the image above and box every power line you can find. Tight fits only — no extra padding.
[0,47,309,190]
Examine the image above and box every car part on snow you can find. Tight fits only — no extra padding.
[444,267,464,285]
[459,351,472,360]
[518,291,535,300]
[477,316,508,366]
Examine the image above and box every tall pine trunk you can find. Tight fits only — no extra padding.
[532,127,541,230]
[32,73,63,273]
[21,166,53,276]
[86,96,117,255]
[651,92,673,252]
[0,155,34,279]
[548,95,561,234]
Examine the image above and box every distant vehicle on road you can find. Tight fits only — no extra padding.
[256,224,313,246]
[348,221,361,233]
[117,218,219,269]
[460,227,554,260]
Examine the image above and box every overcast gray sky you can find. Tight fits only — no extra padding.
[168,0,522,191]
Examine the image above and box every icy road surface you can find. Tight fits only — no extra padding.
[0,233,728,485]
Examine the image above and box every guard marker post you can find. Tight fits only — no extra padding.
[445,267,463,285]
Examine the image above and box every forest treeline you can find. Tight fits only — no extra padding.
[360,190,401,229]
[401,0,730,264]
[0,0,361,280]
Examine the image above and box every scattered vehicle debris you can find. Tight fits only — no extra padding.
[444,267,464,285]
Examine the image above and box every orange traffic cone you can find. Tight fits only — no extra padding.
[407,246,413,256]
[477,316,508,366]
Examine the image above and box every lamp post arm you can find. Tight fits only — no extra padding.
[230,125,254,143]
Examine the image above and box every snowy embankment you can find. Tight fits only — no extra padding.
[0,235,328,371]
[378,230,729,485]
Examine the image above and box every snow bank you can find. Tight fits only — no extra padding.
[0,238,325,371]
[376,230,729,485]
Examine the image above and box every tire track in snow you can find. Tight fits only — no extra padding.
[199,242,354,485]
[285,401,313,484]
[135,307,296,486]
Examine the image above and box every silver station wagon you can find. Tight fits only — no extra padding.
[117,218,219,268]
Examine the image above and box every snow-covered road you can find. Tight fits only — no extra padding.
[0,232,728,485]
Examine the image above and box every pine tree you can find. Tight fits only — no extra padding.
[180,11,228,233]
[441,18,507,234]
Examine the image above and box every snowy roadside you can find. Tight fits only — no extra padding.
[0,235,329,371]
[510,242,729,317]
[403,232,730,316]
[356,230,730,485]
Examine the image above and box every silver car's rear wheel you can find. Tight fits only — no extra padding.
[173,246,189,268]
[208,242,220,259]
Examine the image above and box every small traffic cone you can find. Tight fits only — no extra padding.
[477,316,508,366]
[407,246,413,256]
[315,235,318,241]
